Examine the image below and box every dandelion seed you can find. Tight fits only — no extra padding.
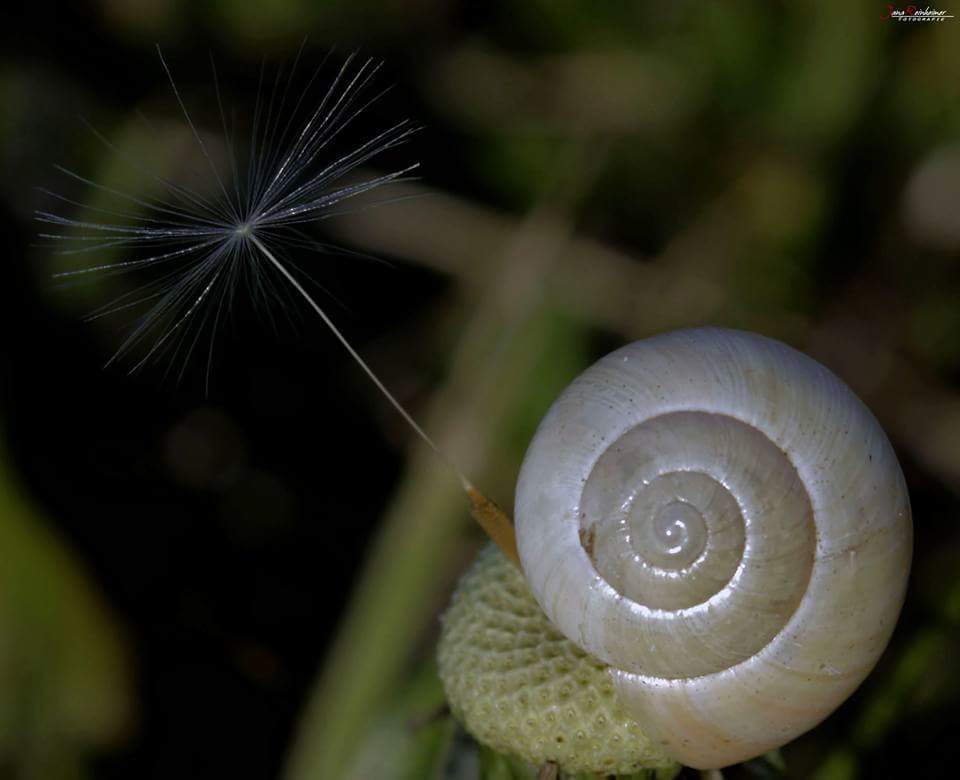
[38,46,519,555]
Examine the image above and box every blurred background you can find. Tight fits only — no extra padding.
[2,1,960,778]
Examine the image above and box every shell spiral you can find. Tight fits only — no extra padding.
[514,327,912,769]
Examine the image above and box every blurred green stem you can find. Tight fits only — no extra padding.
[283,147,600,780]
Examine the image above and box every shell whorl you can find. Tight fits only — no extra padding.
[514,327,912,769]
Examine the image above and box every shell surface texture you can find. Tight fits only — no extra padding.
[511,326,912,769]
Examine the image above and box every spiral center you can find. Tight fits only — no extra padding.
[584,465,744,610]
[577,410,821,621]
[632,500,707,569]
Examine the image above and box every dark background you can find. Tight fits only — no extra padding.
[2,2,960,779]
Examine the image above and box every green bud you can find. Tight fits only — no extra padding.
[438,546,680,776]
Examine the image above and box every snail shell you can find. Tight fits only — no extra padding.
[514,327,912,769]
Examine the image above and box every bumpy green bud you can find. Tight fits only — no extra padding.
[438,546,680,776]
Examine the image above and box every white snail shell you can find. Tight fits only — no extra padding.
[515,327,912,769]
